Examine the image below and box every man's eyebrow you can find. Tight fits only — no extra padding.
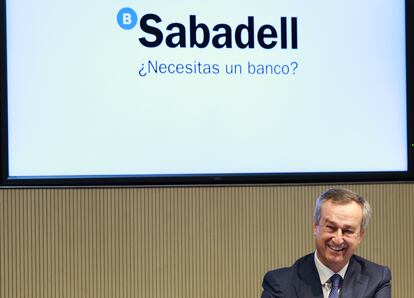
[324,219,337,226]
[324,220,355,229]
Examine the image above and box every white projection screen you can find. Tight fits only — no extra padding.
[1,0,413,186]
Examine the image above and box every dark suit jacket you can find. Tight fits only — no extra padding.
[261,253,391,298]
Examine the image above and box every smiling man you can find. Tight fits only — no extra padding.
[261,188,391,298]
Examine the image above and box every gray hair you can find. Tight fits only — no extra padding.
[313,188,372,231]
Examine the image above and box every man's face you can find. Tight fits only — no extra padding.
[313,199,365,273]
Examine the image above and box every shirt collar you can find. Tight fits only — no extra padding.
[314,251,349,285]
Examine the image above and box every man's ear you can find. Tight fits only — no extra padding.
[359,228,366,243]
[313,221,318,236]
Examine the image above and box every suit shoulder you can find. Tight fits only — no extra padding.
[261,254,317,298]
[261,259,301,298]
[263,254,313,282]
[263,264,295,283]
[352,255,391,277]
[352,255,390,270]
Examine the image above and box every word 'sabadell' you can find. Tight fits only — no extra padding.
[117,8,298,49]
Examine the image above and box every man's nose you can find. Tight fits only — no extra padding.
[332,229,344,244]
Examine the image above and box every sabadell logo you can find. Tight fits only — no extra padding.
[116,7,298,49]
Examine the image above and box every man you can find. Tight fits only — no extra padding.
[261,188,391,298]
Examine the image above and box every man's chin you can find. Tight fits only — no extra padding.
[326,253,350,270]
[328,256,344,264]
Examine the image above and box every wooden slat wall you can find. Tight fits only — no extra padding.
[0,183,413,297]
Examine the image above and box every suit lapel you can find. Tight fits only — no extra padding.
[295,254,324,298]
[341,256,369,298]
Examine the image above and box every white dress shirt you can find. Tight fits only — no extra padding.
[314,251,349,298]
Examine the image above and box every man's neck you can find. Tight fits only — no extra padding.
[314,251,349,283]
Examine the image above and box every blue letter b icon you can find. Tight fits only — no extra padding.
[117,7,138,30]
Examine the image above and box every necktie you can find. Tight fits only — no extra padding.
[328,274,342,298]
